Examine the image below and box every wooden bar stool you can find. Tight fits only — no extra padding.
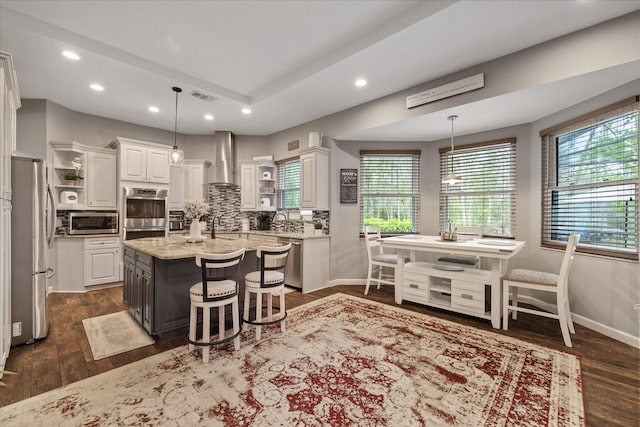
[243,243,291,341]
[188,248,245,362]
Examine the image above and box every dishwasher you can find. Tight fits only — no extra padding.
[278,238,302,289]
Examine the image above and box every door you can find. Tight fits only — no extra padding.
[84,248,119,286]
[87,152,116,207]
[300,153,315,208]
[168,165,184,209]
[121,144,147,181]
[185,163,204,201]
[146,147,170,183]
[240,164,256,210]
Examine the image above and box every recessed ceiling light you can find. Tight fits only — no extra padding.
[355,78,367,87]
[242,107,252,115]
[62,50,80,60]
[148,106,159,113]
[204,114,214,120]
[89,83,104,92]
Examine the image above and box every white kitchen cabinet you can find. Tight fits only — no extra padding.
[184,159,211,202]
[50,141,117,210]
[240,163,257,210]
[87,150,117,208]
[300,147,330,210]
[0,51,20,373]
[83,236,121,286]
[114,138,170,184]
[168,165,185,210]
[240,161,276,211]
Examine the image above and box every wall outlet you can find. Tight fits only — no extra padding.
[12,322,21,337]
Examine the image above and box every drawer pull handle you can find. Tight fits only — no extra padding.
[461,294,473,300]
[409,283,419,289]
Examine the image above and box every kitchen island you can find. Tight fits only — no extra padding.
[123,236,280,339]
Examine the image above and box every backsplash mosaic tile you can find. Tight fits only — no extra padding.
[203,184,330,234]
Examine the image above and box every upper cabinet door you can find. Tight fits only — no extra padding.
[87,151,117,208]
[240,163,257,210]
[168,165,185,210]
[121,144,147,181]
[300,147,330,210]
[146,147,170,184]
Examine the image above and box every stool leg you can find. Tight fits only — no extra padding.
[232,298,240,351]
[280,288,286,333]
[203,306,210,363]
[243,287,250,331]
[267,291,273,323]
[256,292,262,341]
[218,305,225,344]
[189,303,197,352]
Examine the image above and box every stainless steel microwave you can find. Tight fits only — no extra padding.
[69,212,119,235]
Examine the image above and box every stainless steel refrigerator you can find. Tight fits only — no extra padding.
[11,156,55,346]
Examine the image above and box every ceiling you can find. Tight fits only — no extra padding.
[1,0,639,140]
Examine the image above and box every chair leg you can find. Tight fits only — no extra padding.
[557,299,573,347]
[511,287,518,320]
[202,307,210,363]
[232,299,240,351]
[280,289,286,333]
[502,283,510,331]
[376,266,382,289]
[218,305,225,343]
[189,304,197,352]
[267,291,273,323]
[364,263,373,295]
[256,292,262,341]
[565,296,576,334]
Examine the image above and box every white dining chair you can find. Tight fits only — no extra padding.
[363,226,408,295]
[502,234,580,347]
[437,226,483,267]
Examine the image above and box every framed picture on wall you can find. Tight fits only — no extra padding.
[340,168,358,204]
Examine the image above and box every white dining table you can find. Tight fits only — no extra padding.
[379,234,526,329]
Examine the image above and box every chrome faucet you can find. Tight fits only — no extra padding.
[211,216,222,239]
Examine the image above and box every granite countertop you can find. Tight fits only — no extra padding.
[123,236,281,260]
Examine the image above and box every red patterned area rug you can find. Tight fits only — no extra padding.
[0,294,585,426]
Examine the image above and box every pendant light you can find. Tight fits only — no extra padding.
[442,114,462,185]
[170,86,184,165]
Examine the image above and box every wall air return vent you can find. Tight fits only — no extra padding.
[191,91,216,102]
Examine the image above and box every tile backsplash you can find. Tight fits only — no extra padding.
[204,184,330,234]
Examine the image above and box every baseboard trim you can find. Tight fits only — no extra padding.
[325,280,639,349]
[516,295,640,349]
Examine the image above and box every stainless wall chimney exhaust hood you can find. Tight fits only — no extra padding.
[209,131,236,185]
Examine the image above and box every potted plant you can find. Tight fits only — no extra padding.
[64,172,81,186]
[314,221,323,236]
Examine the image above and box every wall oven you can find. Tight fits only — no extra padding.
[69,212,118,235]
[123,187,167,240]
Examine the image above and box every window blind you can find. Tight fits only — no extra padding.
[276,158,300,209]
[359,150,421,234]
[541,99,639,260]
[439,138,517,237]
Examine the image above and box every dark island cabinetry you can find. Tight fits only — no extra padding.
[123,245,257,339]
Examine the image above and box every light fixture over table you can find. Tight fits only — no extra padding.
[442,114,462,185]
[170,86,184,165]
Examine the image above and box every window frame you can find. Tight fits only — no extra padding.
[359,150,421,235]
[540,96,639,260]
[439,138,517,238]
[276,156,300,210]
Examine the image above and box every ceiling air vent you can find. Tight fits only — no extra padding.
[191,91,216,102]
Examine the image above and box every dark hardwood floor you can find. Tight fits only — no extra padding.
[1,284,638,426]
